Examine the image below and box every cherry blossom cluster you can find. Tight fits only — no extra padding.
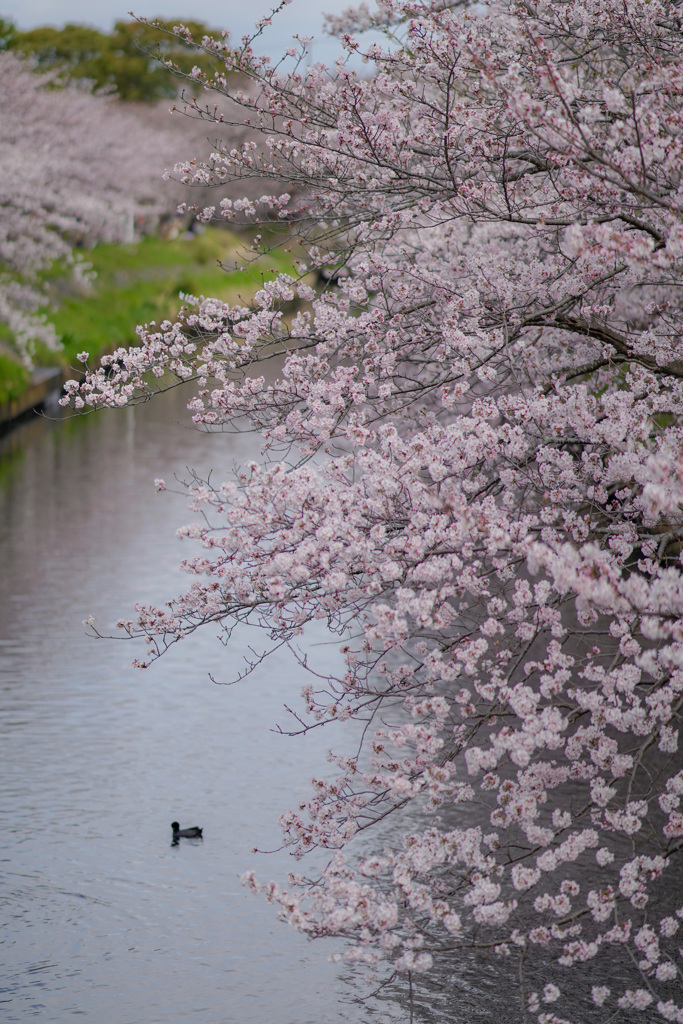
[66,1,683,1019]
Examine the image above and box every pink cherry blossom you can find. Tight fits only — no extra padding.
[66,1,683,1018]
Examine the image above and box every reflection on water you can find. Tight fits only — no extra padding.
[0,393,401,1024]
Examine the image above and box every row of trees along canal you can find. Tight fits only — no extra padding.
[0,16,291,416]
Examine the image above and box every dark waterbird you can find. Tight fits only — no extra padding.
[171,821,203,840]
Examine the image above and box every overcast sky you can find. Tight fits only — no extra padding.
[1,0,358,60]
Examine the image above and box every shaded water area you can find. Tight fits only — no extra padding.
[0,389,402,1024]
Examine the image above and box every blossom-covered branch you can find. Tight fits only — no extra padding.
[66,1,683,1019]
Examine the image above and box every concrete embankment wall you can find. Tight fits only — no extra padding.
[0,367,67,434]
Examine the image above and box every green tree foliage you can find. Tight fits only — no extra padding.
[8,18,225,101]
[0,17,17,50]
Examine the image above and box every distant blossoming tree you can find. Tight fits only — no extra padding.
[66,1,683,1019]
[0,52,187,366]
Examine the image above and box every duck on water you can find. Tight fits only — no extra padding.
[171,821,203,842]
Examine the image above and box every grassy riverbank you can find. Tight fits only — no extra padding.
[0,227,293,407]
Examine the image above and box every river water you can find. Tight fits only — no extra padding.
[0,390,402,1024]
[3,386,674,1024]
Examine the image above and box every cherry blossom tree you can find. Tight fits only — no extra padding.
[65,1,683,1019]
[0,52,193,366]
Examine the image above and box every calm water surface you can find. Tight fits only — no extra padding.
[0,392,402,1024]
[2,391,670,1024]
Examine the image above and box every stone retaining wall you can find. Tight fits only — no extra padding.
[0,367,66,432]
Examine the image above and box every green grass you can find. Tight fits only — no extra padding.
[0,226,297,410]
[0,352,30,405]
[40,227,296,372]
